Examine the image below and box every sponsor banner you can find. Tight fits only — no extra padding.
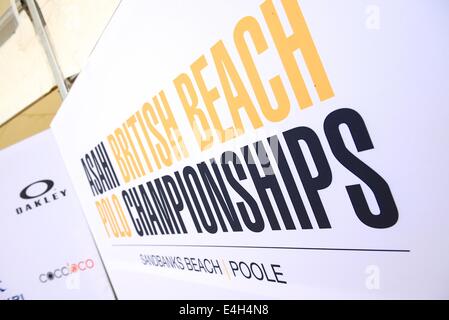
[0,130,114,300]
[51,0,449,299]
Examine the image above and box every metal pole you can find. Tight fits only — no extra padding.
[25,0,68,99]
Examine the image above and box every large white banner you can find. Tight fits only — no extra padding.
[0,130,114,300]
[51,0,449,299]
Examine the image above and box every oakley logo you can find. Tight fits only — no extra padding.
[0,280,6,292]
[16,179,67,215]
[20,180,54,200]
[39,259,95,283]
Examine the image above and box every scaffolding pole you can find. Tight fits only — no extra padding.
[25,0,68,99]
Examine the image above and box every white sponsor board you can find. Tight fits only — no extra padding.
[0,130,114,300]
[51,0,449,299]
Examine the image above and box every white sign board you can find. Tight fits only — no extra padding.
[0,130,114,300]
[51,0,449,299]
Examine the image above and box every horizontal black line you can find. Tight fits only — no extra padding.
[111,244,410,253]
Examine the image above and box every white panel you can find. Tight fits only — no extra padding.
[0,130,114,300]
[51,0,449,299]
